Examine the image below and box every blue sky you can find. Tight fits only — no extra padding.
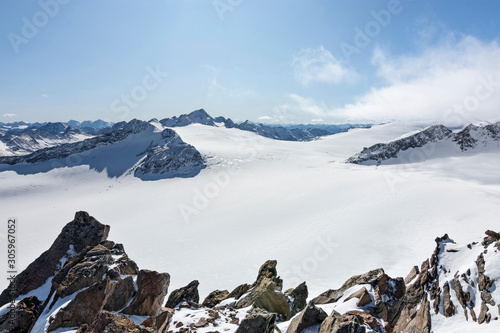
[1,0,500,124]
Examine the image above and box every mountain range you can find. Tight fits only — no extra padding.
[0,109,371,180]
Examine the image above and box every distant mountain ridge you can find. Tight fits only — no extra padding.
[159,109,370,141]
[347,122,500,164]
[0,109,370,159]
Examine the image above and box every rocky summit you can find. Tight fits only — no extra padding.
[1,212,499,333]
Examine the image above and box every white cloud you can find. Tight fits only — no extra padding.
[41,94,48,98]
[311,118,324,123]
[281,36,500,125]
[257,116,272,122]
[292,46,359,86]
[2,113,17,118]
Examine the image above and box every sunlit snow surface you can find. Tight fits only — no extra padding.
[1,122,500,331]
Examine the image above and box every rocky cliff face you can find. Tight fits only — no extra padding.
[1,212,499,333]
[347,122,500,165]
[134,128,205,180]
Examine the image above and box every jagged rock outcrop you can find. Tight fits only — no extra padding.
[285,281,309,318]
[1,212,499,333]
[235,260,291,320]
[0,211,109,306]
[164,280,200,308]
[48,277,115,331]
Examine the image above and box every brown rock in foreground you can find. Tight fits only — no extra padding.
[0,212,110,306]
[122,269,170,316]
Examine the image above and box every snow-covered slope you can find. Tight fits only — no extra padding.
[0,121,499,332]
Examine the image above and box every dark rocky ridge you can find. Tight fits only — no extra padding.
[347,122,500,164]
[1,212,499,333]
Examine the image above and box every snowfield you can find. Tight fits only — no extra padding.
[1,122,500,332]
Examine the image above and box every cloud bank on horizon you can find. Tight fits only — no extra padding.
[277,35,500,125]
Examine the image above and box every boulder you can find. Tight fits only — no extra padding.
[0,296,41,333]
[285,301,327,333]
[104,276,136,312]
[285,282,308,318]
[202,289,230,308]
[164,280,199,308]
[122,269,170,316]
[235,308,276,333]
[0,211,110,306]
